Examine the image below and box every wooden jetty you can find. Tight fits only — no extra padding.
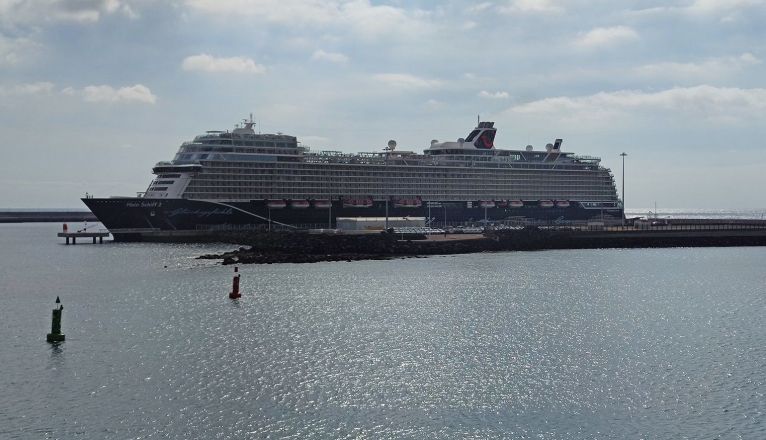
[57,231,110,244]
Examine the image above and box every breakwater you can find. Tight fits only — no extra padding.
[199,223,766,264]
[0,210,97,223]
[199,231,494,264]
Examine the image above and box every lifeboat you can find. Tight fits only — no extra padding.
[290,200,310,209]
[267,199,286,209]
[343,197,373,208]
[496,200,508,208]
[313,199,332,209]
[394,197,422,208]
[479,200,495,208]
[538,200,554,208]
[555,200,570,208]
[509,200,524,208]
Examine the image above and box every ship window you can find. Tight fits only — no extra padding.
[465,130,480,142]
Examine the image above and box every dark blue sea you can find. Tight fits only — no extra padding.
[1,222,765,439]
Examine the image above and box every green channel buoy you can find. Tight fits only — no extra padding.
[46,296,66,343]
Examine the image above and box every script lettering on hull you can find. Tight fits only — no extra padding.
[167,208,233,218]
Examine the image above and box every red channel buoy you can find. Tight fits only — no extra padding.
[229,266,241,299]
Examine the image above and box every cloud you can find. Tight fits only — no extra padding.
[184,0,431,39]
[372,73,443,89]
[75,84,157,104]
[498,0,563,15]
[466,2,493,13]
[425,98,444,109]
[0,0,136,25]
[181,54,266,74]
[0,34,38,65]
[634,53,761,81]
[479,90,510,99]
[685,0,765,14]
[510,86,766,123]
[0,81,155,104]
[0,81,54,96]
[311,49,348,63]
[629,0,766,21]
[575,26,639,49]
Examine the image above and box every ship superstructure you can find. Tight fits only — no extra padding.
[84,118,622,240]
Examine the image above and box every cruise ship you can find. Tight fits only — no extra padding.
[83,118,623,240]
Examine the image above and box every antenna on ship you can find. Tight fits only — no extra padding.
[477,114,480,126]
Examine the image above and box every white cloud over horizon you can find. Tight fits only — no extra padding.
[311,49,349,63]
[634,53,761,81]
[498,0,564,15]
[0,81,54,96]
[0,0,136,25]
[510,85,766,125]
[181,54,266,74]
[66,84,157,104]
[0,33,38,66]
[479,90,510,99]
[372,73,443,89]
[575,26,639,49]
[184,0,432,39]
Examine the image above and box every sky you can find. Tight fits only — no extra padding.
[1,0,765,210]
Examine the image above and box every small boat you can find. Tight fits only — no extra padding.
[555,200,570,208]
[267,199,286,209]
[495,200,508,208]
[313,199,332,209]
[343,197,373,208]
[394,197,422,208]
[509,200,524,208]
[479,200,496,208]
[538,200,554,208]
[290,200,310,209]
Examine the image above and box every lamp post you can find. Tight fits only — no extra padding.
[620,152,627,225]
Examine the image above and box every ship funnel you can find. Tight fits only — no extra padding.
[553,138,563,150]
[472,121,496,149]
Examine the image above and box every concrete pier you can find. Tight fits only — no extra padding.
[57,231,110,244]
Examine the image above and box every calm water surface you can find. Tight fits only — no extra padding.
[1,223,765,439]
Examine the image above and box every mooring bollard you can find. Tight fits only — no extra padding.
[229,266,241,299]
[46,296,66,343]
